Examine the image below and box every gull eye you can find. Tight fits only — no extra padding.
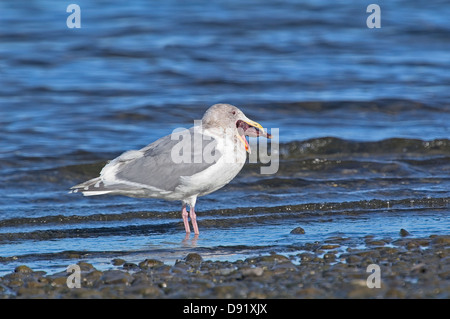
[232,111,236,115]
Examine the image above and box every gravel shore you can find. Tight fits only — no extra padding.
[1,233,449,299]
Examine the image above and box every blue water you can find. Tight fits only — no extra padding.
[0,0,449,275]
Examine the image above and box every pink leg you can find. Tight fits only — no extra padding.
[190,206,199,235]
[182,205,190,233]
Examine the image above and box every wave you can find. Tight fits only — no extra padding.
[1,137,448,186]
[250,99,450,113]
[280,137,450,158]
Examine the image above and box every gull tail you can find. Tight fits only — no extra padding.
[70,177,114,196]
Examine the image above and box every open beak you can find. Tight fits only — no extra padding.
[236,118,272,153]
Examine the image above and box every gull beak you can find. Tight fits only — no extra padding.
[237,133,251,153]
[245,119,265,136]
[236,118,272,154]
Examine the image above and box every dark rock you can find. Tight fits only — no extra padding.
[111,258,126,266]
[126,284,163,297]
[320,244,340,250]
[298,252,315,262]
[185,253,203,264]
[123,263,140,271]
[323,253,336,261]
[432,235,450,246]
[400,229,411,237]
[345,255,362,264]
[14,265,33,274]
[240,267,264,277]
[366,240,386,246]
[101,270,132,285]
[246,254,290,264]
[77,262,95,272]
[406,241,419,250]
[290,227,305,234]
[139,259,164,269]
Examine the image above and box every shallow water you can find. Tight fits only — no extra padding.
[0,1,449,275]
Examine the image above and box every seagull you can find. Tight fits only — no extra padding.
[70,103,272,235]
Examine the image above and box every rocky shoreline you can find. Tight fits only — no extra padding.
[1,233,449,298]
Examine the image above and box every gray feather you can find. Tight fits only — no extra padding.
[117,127,221,191]
[73,127,222,195]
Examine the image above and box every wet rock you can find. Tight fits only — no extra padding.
[290,227,305,234]
[377,247,399,257]
[366,240,386,246]
[14,265,33,274]
[324,236,352,244]
[172,261,190,274]
[4,277,24,288]
[272,262,296,274]
[139,259,164,269]
[432,235,450,246]
[69,288,103,299]
[213,268,236,276]
[111,258,126,266]
[345,255,362,264]
[101,270,132,285]
[214,284,237,298]
[83,270,102,287]
[347,285,381,298]
[51,276,67,288]
[355,249,381,258]
[184,253,203,264]
[17,286,46,297]
[122,263,140,271]
[77,262,95,272]
[386,288,406,298]
[406,241,420,250]
[247,254,290,264]
[320,244,340,250]
[323,253,336,261]
[298,252,315,262]
[400,229,411,237]
[415,238,431,247]
[241,267,264,277]
[126,284,163,297]
[25,280,47,289]
[296,287,325,298]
